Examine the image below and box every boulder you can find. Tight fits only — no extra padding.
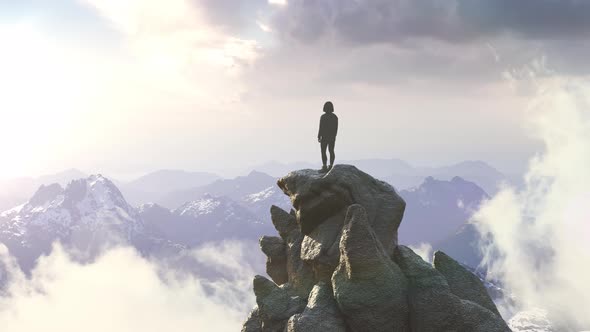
[332,204,410,332]
[260,236,288,285]
[394,245,463,331]
[253,275,306,332]
[394,246,510,332]
[270,206,315,298]
[300,210,346,282]
[286,282,347,332]
[434,251,501,316]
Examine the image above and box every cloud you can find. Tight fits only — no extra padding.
[198,0,268,32]
[271,0,590,45]
[473,77,590,329]
[0,241,258,332]
[79,0,260,109]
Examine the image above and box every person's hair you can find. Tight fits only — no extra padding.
[323,101,334,113]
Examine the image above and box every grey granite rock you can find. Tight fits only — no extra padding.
[270,206,315,298]
[242,306,263,332]
[332,204,410,332]
[394,246,510,332]
[286,282,347,332]
[242,166,511,332]
[253,275,306,332]
[300,210,346,282]
[260,236,288,285]
[277,165,405,255]
[434,250,501,316]
[270,205,299,243]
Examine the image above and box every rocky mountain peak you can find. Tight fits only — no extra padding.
[29,183,64,206]
[243,164,510,332]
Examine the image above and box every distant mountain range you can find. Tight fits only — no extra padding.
[249,159,515,196]
[118,170,220,206]
[0,159,517,213]
[0,166,493,276]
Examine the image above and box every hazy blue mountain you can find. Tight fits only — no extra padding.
[385,160,509,195]
[417,160,508,195]
[398,176,489,247]
[341,158,415,178]
[435,223,484,269]
[158,170,290,211]
[139,194,273,246]
[250,159,511,195]
[244,161,316,177]
[119,169,220,206]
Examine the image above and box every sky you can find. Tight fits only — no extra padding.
[1,0,590,178]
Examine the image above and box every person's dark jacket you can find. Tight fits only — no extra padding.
[318,113,338,141]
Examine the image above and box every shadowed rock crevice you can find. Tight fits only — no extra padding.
[244,165,509,332]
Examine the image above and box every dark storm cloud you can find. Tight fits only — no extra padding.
[271,0,590,44]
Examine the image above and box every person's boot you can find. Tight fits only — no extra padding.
[320,165,328,173]
[328,164,333,170]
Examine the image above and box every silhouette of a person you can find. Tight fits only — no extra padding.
[318,101,338,172]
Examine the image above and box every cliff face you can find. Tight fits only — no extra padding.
[242,165,510,332]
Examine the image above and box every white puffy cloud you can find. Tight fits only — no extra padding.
[474,78,590,329]
[0,241,257,332]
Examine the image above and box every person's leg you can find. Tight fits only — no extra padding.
[329,140,336,167]
[321,140,328,167]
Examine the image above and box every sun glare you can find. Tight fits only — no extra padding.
[0,24,88,177]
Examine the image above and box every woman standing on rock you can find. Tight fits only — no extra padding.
[318,101,338,172]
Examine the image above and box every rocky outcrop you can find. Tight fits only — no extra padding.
[269,206,315,298]
[242,307,263,332]
[260,236,288,285]
[243,165,509,332]
[433,251,501,316]
[287,282,346,332]
[277,165,405,255]
[394,246,510,331]
[253,275,307,331]
[332,204,409,331]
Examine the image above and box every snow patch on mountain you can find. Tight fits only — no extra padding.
[0,175,143,245]
[175,196,222,217]
[244,186,275,203]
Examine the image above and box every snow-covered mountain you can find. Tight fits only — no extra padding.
[0,175,145,272]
